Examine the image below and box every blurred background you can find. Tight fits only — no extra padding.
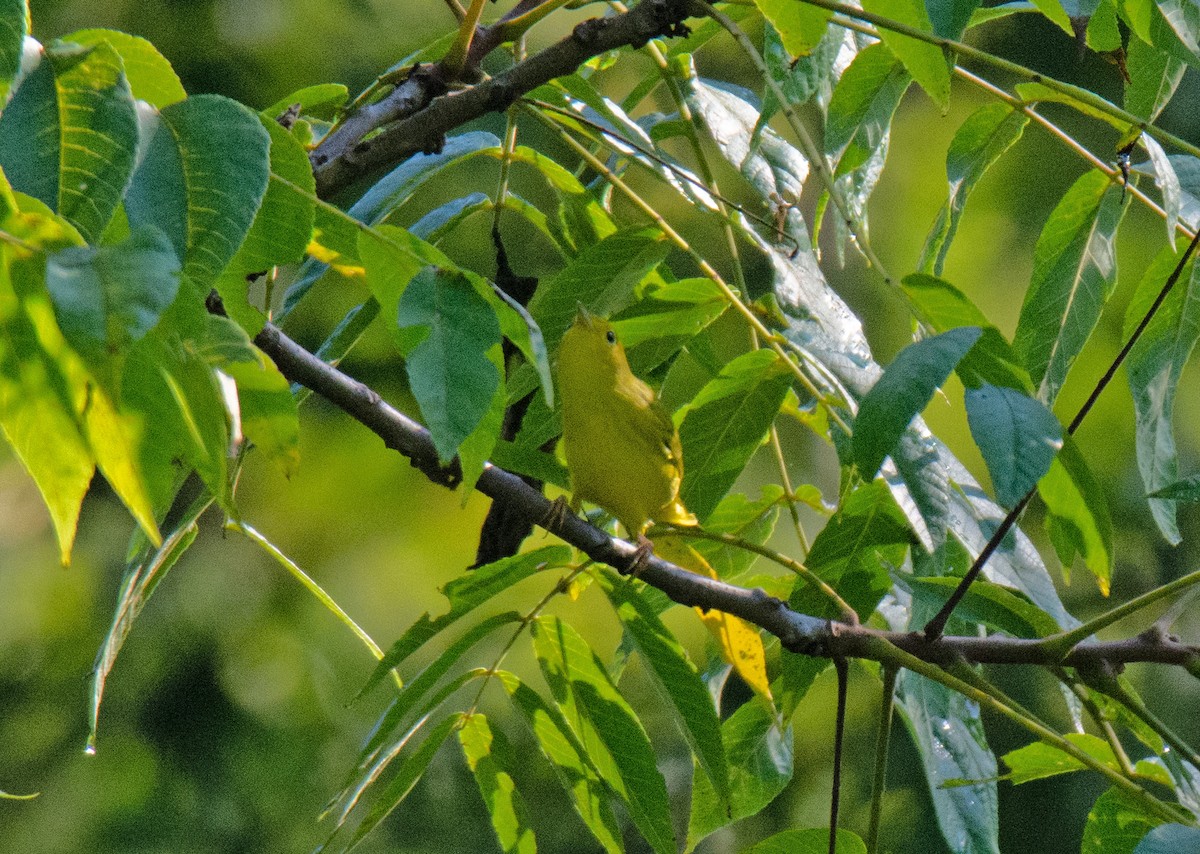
[3,1,1200,851]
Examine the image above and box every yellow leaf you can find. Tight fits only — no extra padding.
[653,535,773,702]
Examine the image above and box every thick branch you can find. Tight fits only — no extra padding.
[312,0,696,198]
[252,321,1200,672]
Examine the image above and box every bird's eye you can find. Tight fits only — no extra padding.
[606,330,617,344]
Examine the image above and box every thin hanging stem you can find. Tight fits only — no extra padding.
[866,666,898,854]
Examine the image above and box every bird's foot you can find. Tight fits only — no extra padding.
[541,495,574,533]
[625,533,655,576]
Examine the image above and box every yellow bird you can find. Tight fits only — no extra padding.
[557,306,696,554]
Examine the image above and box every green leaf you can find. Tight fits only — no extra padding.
[920,104,1029,275]
[1014,81,1128,131]
[1156,0,1200,60]
[677,349,793,522]
[497,671,623,854]
[1148,474,1200,500]
[614,277,727,375]
[365,547,563,692]
[90,490,209,749]
[214,117,316,335]
[744,828,868,854]
[688,699,793,846]
[120,287,235,514]
[357,612,520,769]
[1134,825,1200,854]
[689,485,787,581]
[345,713,462,850]
[966,383,1062,508]
[1002,733,1121,784]
[854,327,982,478]
[754,0,832,57]
[825,43,911,175]
[1038,436,1113,592]
[1028,0,1075,32]
[679,67,811,222]
[1081,786,1164,854]
[790,479,910,619]
[897,673,1000,853]
[907,576,1061,638]
[1087,0,1123,50]
[394,266,502,463]
[44,225,180,369]
[1124,35,1186,122]
[0,39,138,242]
[761,21,846,118]
[1142,135,1183,248]
[458,714,537,854]
[262,82,348,121]
[926,0,982,38]
[1013,169,1125,404]
[1125,246,1200,544]
[346,131,502,228]
[0,0,27,101]
[902,273,1033,391]
[600,572,730,808]
[125,94,271,289]
[0,248,94,562]
[528,226,670,351]
[65,28,186,107]
[218,341,299,478]
[532,616,675,854]
[861,0,950,110]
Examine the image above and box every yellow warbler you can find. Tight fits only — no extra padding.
[558,307,697,544]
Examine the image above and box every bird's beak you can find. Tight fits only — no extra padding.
[574,303,595,329]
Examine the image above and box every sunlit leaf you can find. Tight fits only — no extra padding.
[528,226,669,351]
[532,616,675,854]
[744,828,867,854]
[1124,246,1200,544]
[1081,785,1164,854]
[1124,35,1186,122]
[0,39,138,242]
[0,0,27,101]
[920,104,1029,275]
[1002,733,1121,784]
[677,349,793,522]
[1038,436,1113,592]
[497,671,623,853]
[902,273,1033,391]
[754,0,832,58]
[65,28,185,107]
[600,569,730,807]
[458,714,537,854]
[861,0,950,110]
[1013,169,1124,405]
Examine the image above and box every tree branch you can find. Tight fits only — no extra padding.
[251,320,1200,673]
[311,0,696,198]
